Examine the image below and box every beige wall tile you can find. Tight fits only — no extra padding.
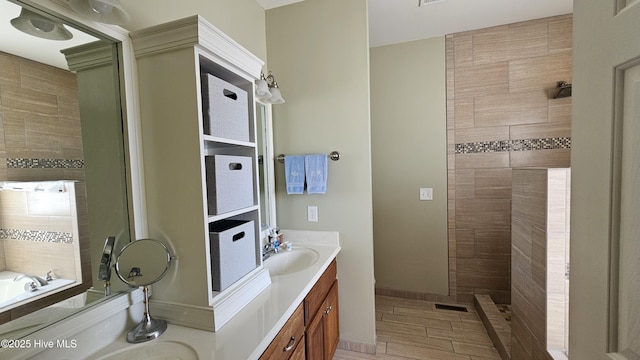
[0,191,28,215]
[1,214,51,231]
[455,199,511,230]
[454,97,475,129]
[549,97,572,124]
[3,239,77,280]
[474,91,548,127]
[447,68,456,100]
[474,230,511,258]
[454,34,474,68]
[455,63,509,98]
[2,109,26,146]
[548,16,573,54]
[510,148,570,168]
[457,258,510,277]
[1,86,58,116]
[455,170,475,199]
[447,100,456,130]
[531,227,546,288]
[19,59,78,91]
[456,229,475,258]
[6,168,67,182]
[510,122,570,140]
[0,52,20,86]
[474,168,512,199]
[473,22,548,65]
[455,126,509,144]
[455,153,510,170]
[509,52,572,94]
[20,73,77,101]
[56,95,81,119]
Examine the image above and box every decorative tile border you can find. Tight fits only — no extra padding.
[0,229,73,244]
[6,158,84,169]
[455,137,571,154]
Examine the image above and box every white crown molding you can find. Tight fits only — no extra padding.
[130,15,264,81]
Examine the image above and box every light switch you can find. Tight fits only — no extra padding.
[419,188,433,201]
[307,206,318,222]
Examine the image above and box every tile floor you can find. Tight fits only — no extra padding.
[333,295,501,360]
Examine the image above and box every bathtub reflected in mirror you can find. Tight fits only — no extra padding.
[0,0,133,337]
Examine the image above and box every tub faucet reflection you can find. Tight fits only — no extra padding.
[13,273,49,286]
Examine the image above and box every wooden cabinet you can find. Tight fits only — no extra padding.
[306,280,339,360]
[305,260,339,360]
[261,259,339,360]
[260,303,305,360]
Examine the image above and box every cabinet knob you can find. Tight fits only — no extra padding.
[283,336,296,352]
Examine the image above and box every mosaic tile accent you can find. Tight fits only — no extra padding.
[455,137,571,154]
[0,229,73,244]
[6,158,84,169]
[455,140,511,154]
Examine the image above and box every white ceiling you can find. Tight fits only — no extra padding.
[2,0,574,69]
[368,0,573,47]
[257,0,573,48]
[0,1,99,69]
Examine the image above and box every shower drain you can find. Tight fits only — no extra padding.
[435,303,468,312]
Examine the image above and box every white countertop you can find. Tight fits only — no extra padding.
[86,231,340,360]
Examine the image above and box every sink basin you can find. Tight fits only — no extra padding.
[264,247,319,276]
[94,340,198,360]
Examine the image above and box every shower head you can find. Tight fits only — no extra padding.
[552,81,572,99]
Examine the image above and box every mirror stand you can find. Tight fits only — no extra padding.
[127,285,167,343]
[114,238,173,343]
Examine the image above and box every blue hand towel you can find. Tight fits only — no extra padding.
[305,154,328,194]
[284,155,305,194]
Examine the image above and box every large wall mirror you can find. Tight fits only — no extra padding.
[0,0,137,339]
[256,101,276,233]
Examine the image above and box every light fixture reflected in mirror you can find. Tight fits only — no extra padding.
[10,8,73,41]
[69,0,130,25]
[255,71,285,104]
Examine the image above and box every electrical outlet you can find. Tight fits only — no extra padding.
[419,188,433,201]
[307,206,318,222]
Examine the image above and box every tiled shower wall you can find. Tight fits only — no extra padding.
[446,14,573,304]
[0,51,84,271]
[0,51,84,182]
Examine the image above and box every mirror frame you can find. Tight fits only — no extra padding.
[257,100,277,236]
[1,0,146,334]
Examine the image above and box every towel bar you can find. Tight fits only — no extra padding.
[277,151,340,163]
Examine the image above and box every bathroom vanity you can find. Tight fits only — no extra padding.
[0,232,340,360]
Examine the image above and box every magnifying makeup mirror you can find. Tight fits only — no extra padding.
[115,239,173,343]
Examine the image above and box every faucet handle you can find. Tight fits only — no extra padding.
[44,271,53,281]
[24,282,38,292]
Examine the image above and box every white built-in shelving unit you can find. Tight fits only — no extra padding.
[131,15,270,332]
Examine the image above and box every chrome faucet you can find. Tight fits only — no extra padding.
[98,236,116,296]
[262,241,280,261]
[14,273,49,287]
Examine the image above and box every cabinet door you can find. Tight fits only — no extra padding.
[305,306,325,360]
[323,280,339,360]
